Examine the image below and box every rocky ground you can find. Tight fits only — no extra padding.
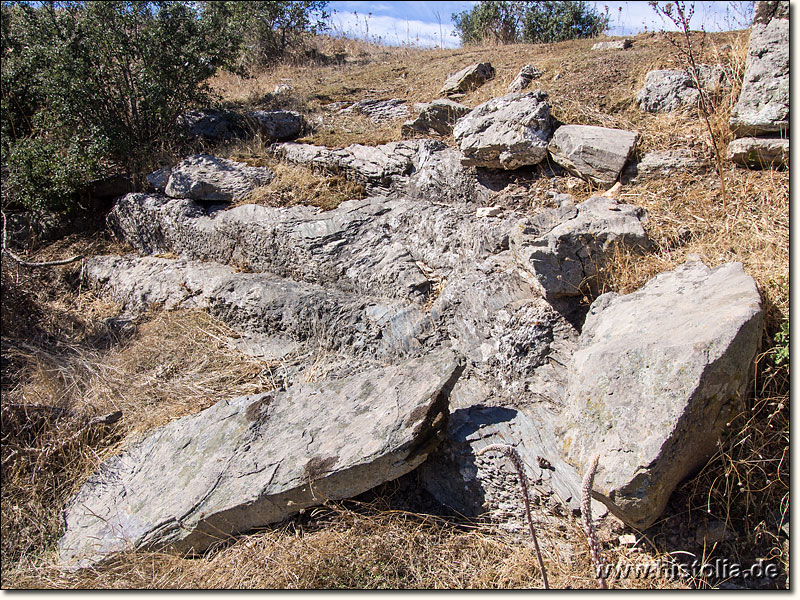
[1,7,789,590]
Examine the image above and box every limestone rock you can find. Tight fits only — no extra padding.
[507,64,543,92]
[343,98,409,122]
[163,155,274,203]
[107,194,514,303]
[476,206,502,218]
[58,350,465,567]
[636,65,728,113]
[272,140,489,203]
[727,137,788,169]
[419,404,606,520]
[591,39,632,51]
[729,1,789,136]
[559,257,763,529]
[246,110,305,141]
[453,91,554,169]
[401,99,470,136]
[510,195,650,299]
[85,255,430,359]
[634,149,710,179]
[548,125,638,185]
[440,62,495,96]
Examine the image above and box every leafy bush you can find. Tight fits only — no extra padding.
[5,133,106,213]
[452,1,609,46]
[1,1,328,215]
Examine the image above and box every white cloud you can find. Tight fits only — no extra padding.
[327,11,460,48]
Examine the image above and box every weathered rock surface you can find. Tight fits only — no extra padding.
[636,65,728,113]
[343,98,409,122]
[727,137,788,169]
[548,125,638,185]
[559,257,763,529]
[634,149,710,179]
[510,195,650,299]
[59,350,465,567]
[507,64,543,92]
[729,1,789,136]
[271,140,489,203]
[440,62,495,96]
[420,404,606,522]
[453,91,553,169]
[246,110,305,141]
[162,155,274,203]
[401,99,470,136]
[85,255,430,359]
[591,39,632,51]
[107,194,515,303]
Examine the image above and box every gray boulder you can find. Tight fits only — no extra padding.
[634,149,710,179]
[559,257,763,529]
[453,91,554,169]
[401,99,470,136]
[727,137,788,169]
[636,65,728,113]
[163,155,274,203]
[548,125,638,185]
[729,1,789,137]
[510,195,650,299]
[343,98,410,122]
[58,350,465,567]
[246,110,305,141]
[440,62,495,96]
[507,64,543,92]
[591,39,632,51]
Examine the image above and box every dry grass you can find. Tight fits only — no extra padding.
[6,499,684,589]
[1,248,276,583]
[1,28,789,589]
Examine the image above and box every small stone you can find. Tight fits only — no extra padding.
[476,206,502,218]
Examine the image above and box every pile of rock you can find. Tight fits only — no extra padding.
[56,48,766,571]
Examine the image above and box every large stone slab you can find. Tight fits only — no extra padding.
[453,91,553,169]
[162,155,274,203]
[509,195,650,299]
[59,350,465,567]
[727,137,788,169]
[558,257,763,529]
[440,62,495,96]
[343,98,409,122]
[85,255,430,359]
[548,125,638,185]
[729,1,789,137]
[107,194,515,303]
[401,99,470,136]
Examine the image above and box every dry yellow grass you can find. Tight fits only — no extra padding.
[1,28,789,589]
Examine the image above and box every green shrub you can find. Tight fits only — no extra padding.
[452,1,609,46]
[4,133,106,213]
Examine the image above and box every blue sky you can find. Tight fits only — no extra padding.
[326,2,756,48]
